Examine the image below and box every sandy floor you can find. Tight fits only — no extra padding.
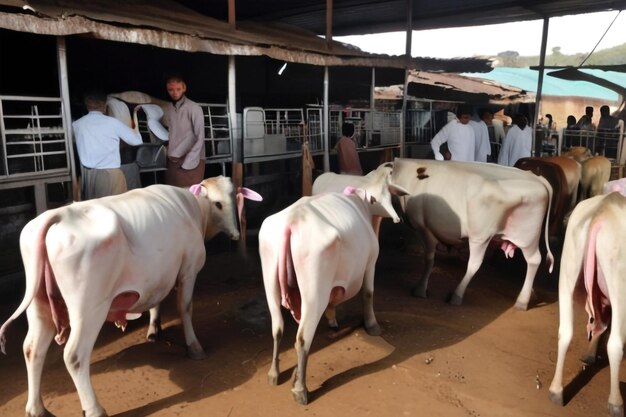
[0,226,621,417]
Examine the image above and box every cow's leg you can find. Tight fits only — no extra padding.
[412,231,437,298]
[362,263,381,336]
[63,307,108,417]
[146,304,162,342]
[514,245,542,310]
[291,300,326,405]
[548,270,576,407]
[449,240,489,305]
[176,275,205,360]
[23,301,56,417]
[607,317,625,417]
[266,277,284,386]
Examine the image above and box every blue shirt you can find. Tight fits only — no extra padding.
[73,111,143,169]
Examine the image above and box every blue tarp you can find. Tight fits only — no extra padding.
[464,67,626,101]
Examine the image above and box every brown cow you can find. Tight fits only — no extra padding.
[515,158,569,237]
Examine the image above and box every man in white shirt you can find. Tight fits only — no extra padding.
[73,91,143,200]
[470,109,493,163]
[497,113,532,167]
[430,106,475,161]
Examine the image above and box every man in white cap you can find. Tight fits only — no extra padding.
[162,75,206,187]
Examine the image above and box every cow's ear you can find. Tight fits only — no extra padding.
[389,183,410,197]
[238,186,263,201]
[189,184,207,197]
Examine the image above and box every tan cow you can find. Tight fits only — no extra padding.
[580,156,612,201]
[0,176,260,417]
[391,158,554,310]
[549,192,626,417]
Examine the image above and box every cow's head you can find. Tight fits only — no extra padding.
[190,176,262,241]
[363,163,409,223]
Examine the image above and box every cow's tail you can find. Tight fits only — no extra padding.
[537,175,554,273]
[277,223,301,322]
[0,211,58,354]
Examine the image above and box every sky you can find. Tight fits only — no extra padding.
[335,11,626,59]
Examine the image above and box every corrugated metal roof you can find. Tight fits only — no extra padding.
[0,0,492,71]
[464,67,623,100]
[377,70,533,104]
[175,0,626,36]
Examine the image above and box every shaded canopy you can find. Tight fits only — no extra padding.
[176,0,626,36]
[0,0,492,72]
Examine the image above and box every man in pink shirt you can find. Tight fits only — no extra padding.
[162,75,206,187]
[335,122,363,175]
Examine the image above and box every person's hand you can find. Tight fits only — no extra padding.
[168,156,182,168]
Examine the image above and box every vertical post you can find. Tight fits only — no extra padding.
[370,67,376,114]
[228,0,236,30]
[534,17,549,156]
[227,0,240,183]
[227,0,246,253]
[326,0,333,48]
[56,36,78,203]
[322,0,332,172]
[323,67,330,172]
[400,0,413,159]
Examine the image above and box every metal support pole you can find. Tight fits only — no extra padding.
[533,17,549,156]
[56,36,78,204]
[323,66,330,172]
[323,0,332,171]
[370,67,375,113]
[228,56,239,167]
[400,0,413,158]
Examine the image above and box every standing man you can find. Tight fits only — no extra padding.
[162,75,206,187]
[470,108,493,163]
[497,113,532,167]
[576,106,595,131]
[335,122,363,175]
[430,106,475,161]
[73,90,143,200]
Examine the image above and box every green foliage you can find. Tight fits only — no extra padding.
[492,42,626,67]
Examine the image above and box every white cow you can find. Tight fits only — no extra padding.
[260,185,407,405]
[0,176,259,417]
[312,162,403,235]
[549,192,626,417]
[391,158,554,310]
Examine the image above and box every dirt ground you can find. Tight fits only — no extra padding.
[0,224,621,417]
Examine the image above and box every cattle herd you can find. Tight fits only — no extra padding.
[0,149,625,417]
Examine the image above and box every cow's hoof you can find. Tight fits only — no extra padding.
[548,390,564,406]
[187,342,207,360]
[268,373,279,386]
[447,293,463,306]
[26,409,56,417]
[513,300,529,311]
[291,388,309,405]
[608,402,624,417]
[146,332,160,343]
[365,323,381,337]
[580,354,597,366]
[411,287,427,298]
[328,319,339,330]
